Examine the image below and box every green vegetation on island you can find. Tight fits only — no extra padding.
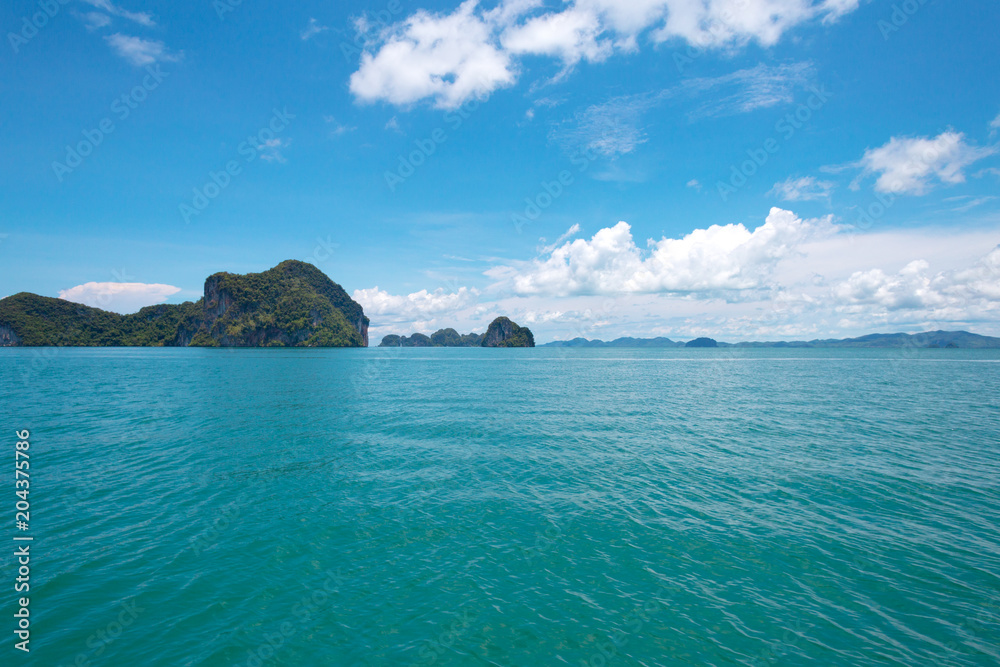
[380,328,485,347]
[379,318,535,348]
[482,317,535,347]
[0,260,369,347]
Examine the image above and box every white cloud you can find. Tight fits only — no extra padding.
[104,33,180,66]
[853,131,997,196]
[500,224,1000,341]
[488,207,836,297]
[83,0,155,27]
[550,63,813,158]
[550,92,656,157]
[652,0,835,48]
[769,175,835,201]
[834,246,1000,317]
[323,116,355,136]
[951,196,997,213]
[353,286,480,322]
[349,1,518,109]
[79,12,112,30]
[501,5,612,68]
[301,18,328,41]
[355,211,1000,342]
[59,282,181,314]
[991,112,1000,131]
[833,260,944,312]
[258,138,290,163]
[687,179,701,190]
[680,62,815,118]
[350,0,857,108]
[540,223,582,253]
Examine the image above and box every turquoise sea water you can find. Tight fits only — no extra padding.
[2,347,1000,666]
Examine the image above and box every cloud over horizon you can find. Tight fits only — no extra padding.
[58,282,182,314]
[488,208,837,297]
[357,208,1000,343]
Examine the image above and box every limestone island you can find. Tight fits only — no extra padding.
[0,260,369,347]
[380,317,535,348]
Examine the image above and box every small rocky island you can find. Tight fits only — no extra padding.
[380,329,484,347]
[380,317,535,348]
[482,316,535,347]
[0,260,369,347]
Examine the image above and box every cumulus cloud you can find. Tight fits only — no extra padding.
[349,1,518,109]
[105,33,181,66]
[833,260,944,312]
[488,207,836,297]
[834,246,1000,318]
[353,286,480,322]
[354,211,1000,342]
[769,175,835,201]
[59,282,181,314]
[350,0,857,108]
[652,0,849,47]
[853,131,996,196]
[501,5,612,68]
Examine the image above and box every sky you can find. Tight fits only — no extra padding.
[2,0,999,343]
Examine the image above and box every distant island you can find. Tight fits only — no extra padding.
[381,329,484,347]
[0,260,370,347]
[542,331,1000,349]
[380,317,535,348]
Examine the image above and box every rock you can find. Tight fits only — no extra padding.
[0,260,369,348]
[481,317,535,348]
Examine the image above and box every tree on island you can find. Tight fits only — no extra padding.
[685,337,719,348]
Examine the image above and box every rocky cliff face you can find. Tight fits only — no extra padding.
[186,261,369,347]
[203,275,233,321]
[481,317,535,348]
[356,316,369,347]
[0,260,370,348]
[0,323,21,346]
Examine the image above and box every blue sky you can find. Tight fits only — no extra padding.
[2,0,999,342]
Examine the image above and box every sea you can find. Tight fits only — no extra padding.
[2,347,999,666]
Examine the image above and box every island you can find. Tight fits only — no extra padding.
[541,331,1000,349]
[685,337,719,348]
[380,328,484,347]
[380,317,535,348]
[0,260,369,347]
